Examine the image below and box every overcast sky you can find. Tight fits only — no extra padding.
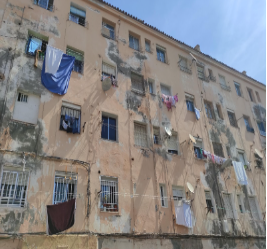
[106,0,266,84]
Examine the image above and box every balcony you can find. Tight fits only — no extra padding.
[220,83,231,91]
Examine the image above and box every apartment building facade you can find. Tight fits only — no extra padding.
[0,0,265,248]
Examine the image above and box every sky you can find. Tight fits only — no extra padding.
[106,0,266,84]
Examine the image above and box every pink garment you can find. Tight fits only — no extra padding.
[174,95,178,102]
[162,94,167,104]
[211,154,215,163]
[166,100,172,111]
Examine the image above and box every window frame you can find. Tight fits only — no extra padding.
[237,149,246,165]
[243,115,254,133]
[160,83,171,96]
[237,194,244,214]
[66,47,84,74]
[179,55,191,74]
[194,137,204,159]
[167,132,179,155]
[129,33,140,51]
[204,100,216,120]
[172,186,185,206]
[134,122,148,148]
[69,5,86,27]
[255,91,261,103]
[101,113,118,142]
[102,61,116,78]
[102,19,115,40]
[227,110,238,127]
[153,126,160,145]
[257,121,266,137]
[205,190,215,213]
[33,0,54,11]
[156,45,166,63]
[148,78,155,94]
[26,31,48,60]
[145,39,151,53]
[247,88,255,102]
[222,193,235,219]
[185,94,195,112]
[196,64,205,80]
[234,82,242,97]
[159,184,168,208]
[131,72,145,94]
[216,103,224,120]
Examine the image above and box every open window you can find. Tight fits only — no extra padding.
[53,171,77,204]
[102,19,115,40]
[59,101,81,134]
[100,176,118,212]
[145,39,151,53]
[69,4,86,27]
[234,82,242,97]
[205,191,214,213]
[186,93,195,112]
[216,103,223,119]
[194,137,204,159]
[101,113,117,142]
[13,91,40,125]
[179,55,191,74]
[160,84,171,96]
[254,153,263,169]
[255,91,261,103]
[167,133,178,155]
[66,47,84,74]
[227,109,238,127]
[243,116,254,133]
[160,184,168,207]
[102,62,117,87]
[153,126,160,145]
[156,45,167,63]
[247,88,255,102]
[172,186,184,206]
[33,0,54,11]
[148,78,155,94]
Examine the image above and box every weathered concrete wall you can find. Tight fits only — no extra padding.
[0,0,265,245]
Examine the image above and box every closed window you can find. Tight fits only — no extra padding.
[212,142,224,158]
[237,194,244,213]
[69,5,86,26]
[156,46,166,63]
[13,92,40,125]
[227,110,237,127]
[223,193,234,219]
[160,184,168,207]
[148,79,155,94]
[234,82,242,97]
[244,116,254,133]
[186,94,194,112]
[100,176,118,212]
[66,47,84,74]
[102,21,115,40]
[194,137,203,159]
[173,187,184,206]
[257,121,266,136]
[134,123,148,147]
[129,34,139,51]
[33,0,54,11]
[0,167,30,207]
[101,114,117,141]
[145,40,151,52]
[131,72,145,93]
[248,196,261,220]
[205,191,214,213]
[153,126,160,145]
[197,65,205,79]
[255,91,261,103]
[167,133,178,155]
[216,104,223,119]
[247,88,255,102]
[53,172,77,204]
[204,101,215,120]
[161,84,171,96]
[26,31,48,60]
[59,102,81,134]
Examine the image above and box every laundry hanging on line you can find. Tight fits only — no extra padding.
[62,114,80,134]
[162,94,178,111]
[232,161,248,185]
[45,45,64,75]
[175,200,193,228]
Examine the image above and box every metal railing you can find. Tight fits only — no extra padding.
[33,0,54,12]
[100,179,118,212]
[69,13,88,28]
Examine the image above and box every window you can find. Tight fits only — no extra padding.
[223,193,234,219]
[255,91,261,103]
[145,40,151,52]
[26,31,48,60]
[205,191,214,213]
[102,21,115,40]
[219,75,230,91]
[179,56,191,74]
[0,166,30,207]
[167,133,178,155]
[66,47,84,74]
[226,146,231,158]
[197,65,205,80]
[53,172,77,204]
[227,110,237,127]
[185,94,194,112]
[153,126,160,145]
[238,151,246,165]
[101,114,117,141]
[209,69,216,81]
[172,186,184,206]
[257,121,266,136]
[237,194,244,213]
[13,92,40,125]
[156,46,166,63]
[194,137,203,159]
[212,142,224,158]
[100,176,118,212]
[160,84,171,96]
[102,62,116,78]
[129,34,139,51]
[243,116,254,133]
[131,72,145,93]
[148,79,155,94]
[216,104,223,119]
[255,153,263,169]
[247,88,255,102]
[160,184,168,207]
[69,5,86,26]
[33,0,54,11]
[234,82,242,97]
[59,101,81,134]
[134,122,148,147]
[248,196,260,220]
[204,101,215,120]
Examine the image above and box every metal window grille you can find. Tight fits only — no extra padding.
[157,48,166,63]
[248,197,260,220]
[197,65,205,80]
[223,193,234,219]
[205,191,214,213]
[235,83,242,96]
[131,73,145,93]
[212,142,224,158]
[168,134,178,154]
[227,111,237,127]
[102,62,116,77]
[53,172,77,204]
[69,6,86,26]
[17,92,28,103]
[102,22,115,40]
[134,123,148,147]
[204,101,215,120]
[66,48,84,74]
[153,127,160,145]
[160,185,167,207]
[145,41,150,52]
[33,0,54,11]
[161,84,171,96]
[60,105,81,132]
[100,177,118,212]
[237,195,243,213]
[129,35,139,51]
[0,169,29,207]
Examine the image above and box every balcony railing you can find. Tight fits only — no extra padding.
[220,83,231,91]
[246,126,255,133]
[33,0,54,12]
[179,65,192,74]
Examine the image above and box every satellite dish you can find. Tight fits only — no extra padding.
[102,77,111,92]
[189,53,197,62]
[255,148,263,159]
[187,182,194,194]
[189,134,196,144]
[222,158,232,168]
[165,127,172,136]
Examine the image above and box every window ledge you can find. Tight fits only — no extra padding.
[149,93,157,96]
[179,66,192,74]
[10,119,36,127]
[59,129,81,135]
[100,210,120,214]
[129,46,141,52]
[194,157,207,162]
[157,59,169,65]
[101,33,117,41]
[131,89,145,96]
[101,138,119,143]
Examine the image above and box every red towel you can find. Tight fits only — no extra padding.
[47,199,75,235]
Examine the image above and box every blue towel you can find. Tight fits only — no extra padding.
[194,107,200,120]
[41,54,75,95]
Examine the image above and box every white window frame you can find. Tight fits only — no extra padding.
[160,83,171,96]
[159,184,168,208]
[129,34,140,51]
[100,176,118,212]
[0,165,30,208]
[156,45,166,63]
